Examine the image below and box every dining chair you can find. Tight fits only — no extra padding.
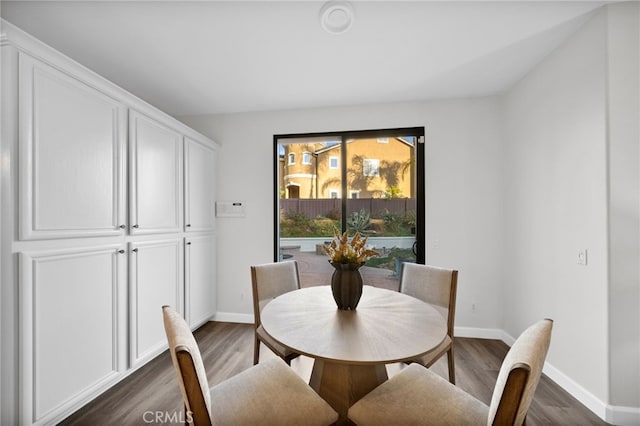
[399,263,458,383]
[250,260,302,365]
[348,318,553,426]
[162,305,338,426]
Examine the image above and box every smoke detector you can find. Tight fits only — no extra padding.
[320,1,355,35]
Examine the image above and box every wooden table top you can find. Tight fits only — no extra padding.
[260,285,447,365]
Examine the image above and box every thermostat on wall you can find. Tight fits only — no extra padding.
[216,201,246,218]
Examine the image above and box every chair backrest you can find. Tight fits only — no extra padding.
[162,305,212,426]
[399,263,458,336]
[487,319,553,426]
[250,261,301,327]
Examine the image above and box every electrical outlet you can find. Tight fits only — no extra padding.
[577,249,588,266]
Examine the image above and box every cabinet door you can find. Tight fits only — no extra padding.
[129,110,183,235]
[129,239,183,368]
[184,137,216,232]
[19,245,126,425]
[18,53,126,240]
[185,234,216,328]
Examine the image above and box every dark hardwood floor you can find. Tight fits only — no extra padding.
[60,321,608,425]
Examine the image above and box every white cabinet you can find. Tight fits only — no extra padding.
[2,22,217,426]
[18,54,126,240]
[185,137,216,232]
[128,239,184,369]
[185,234,217,328]
[129,110,183,235]
[19,245,126,425]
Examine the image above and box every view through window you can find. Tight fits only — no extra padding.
[274,128,424,290]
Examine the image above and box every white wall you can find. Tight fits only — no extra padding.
[504,3,640,418]
[606,2,640,411]
[503,7,609,403]
[179,98,505,329]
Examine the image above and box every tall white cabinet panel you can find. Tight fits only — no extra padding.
[18,54,126,240]
[185,235,216,328]
[129,239,183,368]
[184,137,216,232]
[129,110,183,235]
[19,245,125,425]
[2,22,218,426]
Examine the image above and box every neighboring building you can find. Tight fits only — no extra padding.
[280,137,416,199]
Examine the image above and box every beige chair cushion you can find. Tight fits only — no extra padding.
[348,364,488,426]
[210,358,338,426]
[400,263,454,311]
[163,306,337,426]
[252,261,300,309]
[487,319,553,425]
[251,261,303,364]
[349,319,553,426]
[163,305,212,419]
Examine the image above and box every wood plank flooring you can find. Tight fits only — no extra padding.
[60,321,608,425]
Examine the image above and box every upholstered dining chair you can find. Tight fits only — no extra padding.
[348,318,553,426]
[399,263,458,383]
[250,261,302,365]
[162,305,338,426]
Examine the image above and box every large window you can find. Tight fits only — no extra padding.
[274,128,425,288]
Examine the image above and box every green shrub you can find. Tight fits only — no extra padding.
[347,209,373,235]
[280,216,338,238]
[382,209,402,233]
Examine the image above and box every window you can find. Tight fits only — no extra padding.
[329,156,339,169]
[363,159,380,177]
[275,127,426,285]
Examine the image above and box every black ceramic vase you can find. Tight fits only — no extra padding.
[329,261,364,310]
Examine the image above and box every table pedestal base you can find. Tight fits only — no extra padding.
[309,360,388,424]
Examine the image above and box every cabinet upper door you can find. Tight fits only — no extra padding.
[18,53,127,240]
[129,110,183,235]
[184,137,216,232]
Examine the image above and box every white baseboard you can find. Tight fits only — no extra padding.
[606,405,640,426]
[454,326,511,341]
[212,311,253,324]
[541,360,609,421]
[454,326,640,426]
[551,380,640,426]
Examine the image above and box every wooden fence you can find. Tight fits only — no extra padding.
[280,198,416,219]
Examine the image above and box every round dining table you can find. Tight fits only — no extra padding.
[260,285,447,423]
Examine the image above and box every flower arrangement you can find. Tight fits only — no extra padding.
[324,228,379,264]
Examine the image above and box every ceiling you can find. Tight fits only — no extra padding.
[1,1,608,116]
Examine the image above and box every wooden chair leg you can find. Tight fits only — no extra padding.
[253,336,260,365]
[447,346,456,384]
